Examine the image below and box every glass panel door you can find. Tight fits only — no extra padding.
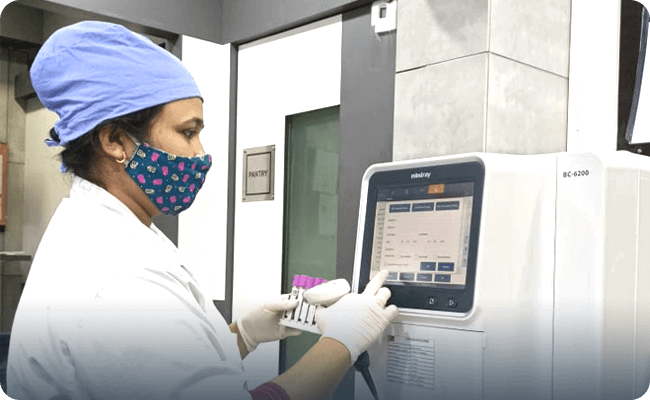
[281,105,339,372]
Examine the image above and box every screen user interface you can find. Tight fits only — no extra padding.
[369,182,474,288]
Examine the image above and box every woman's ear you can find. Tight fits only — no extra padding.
[97,127,134,162]
[97,126,125,161]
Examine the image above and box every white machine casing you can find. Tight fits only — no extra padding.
[351,151,650,400]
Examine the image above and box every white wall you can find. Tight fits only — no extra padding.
[234,15,342,386]
[567,0,621,152]
[179,36,231,301]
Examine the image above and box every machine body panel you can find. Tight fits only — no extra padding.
[352,152,650,400]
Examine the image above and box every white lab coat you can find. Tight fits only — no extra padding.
[7,177,251,400]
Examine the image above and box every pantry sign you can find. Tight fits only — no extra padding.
[242,145,275,202]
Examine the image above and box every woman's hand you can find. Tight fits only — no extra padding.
[303,279,350,307]
[315,270,399,364]
[236,297,301,353]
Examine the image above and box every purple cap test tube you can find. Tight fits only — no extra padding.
[305,276,316,289]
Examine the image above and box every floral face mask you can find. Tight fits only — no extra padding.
[124,136,212,216]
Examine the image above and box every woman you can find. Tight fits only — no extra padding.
[6,21,398,400]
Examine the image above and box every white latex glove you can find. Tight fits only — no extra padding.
[316,270,399,364]
[236,296,301,352]
[303,278,351,307]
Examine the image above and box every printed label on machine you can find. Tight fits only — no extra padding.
[386,334,435,389]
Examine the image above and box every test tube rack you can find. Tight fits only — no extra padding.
[280,275,327,334]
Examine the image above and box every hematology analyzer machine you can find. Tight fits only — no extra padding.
[351,151,650,400]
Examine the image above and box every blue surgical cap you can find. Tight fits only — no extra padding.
[30,21,202,147]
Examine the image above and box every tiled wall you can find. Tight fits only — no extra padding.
[393,0,571,160]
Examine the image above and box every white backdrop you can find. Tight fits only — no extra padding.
[567,0,621,152]
[179,36,231,301]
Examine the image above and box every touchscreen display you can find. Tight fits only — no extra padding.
[369,182,474,288]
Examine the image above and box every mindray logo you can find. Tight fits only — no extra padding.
[411,172,431,179]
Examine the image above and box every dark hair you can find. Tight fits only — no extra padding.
[50,104,165,181]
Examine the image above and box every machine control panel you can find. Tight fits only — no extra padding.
[357,161,484,314]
